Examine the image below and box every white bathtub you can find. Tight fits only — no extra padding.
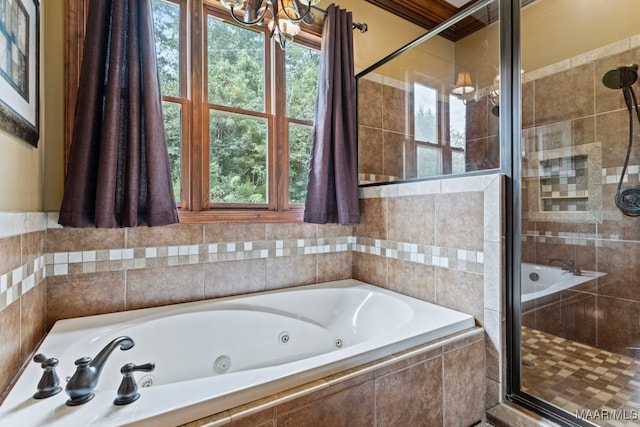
[0,279,475,427]
[521,263,606,303]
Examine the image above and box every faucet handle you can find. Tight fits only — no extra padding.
[32,354,63,399]
[113,362,156,405]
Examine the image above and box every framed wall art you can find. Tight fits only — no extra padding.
[0,0,39,147]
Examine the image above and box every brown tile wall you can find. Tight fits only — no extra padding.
[354,174,505,412]
[0,222,353,403]
[358,78,408,181]
[0,230,46,403]
[0,178,501,419]
[44,223,353,328]
[357,76,499,182]
[520,45,640,358]
[180,329,486,427]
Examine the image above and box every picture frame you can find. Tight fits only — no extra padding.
[0,0,39,147]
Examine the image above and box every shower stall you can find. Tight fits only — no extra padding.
[517,1,640,424]
[356,0,640,425]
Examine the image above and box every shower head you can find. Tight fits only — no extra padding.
[602,64,639,89]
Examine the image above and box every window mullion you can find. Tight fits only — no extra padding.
[188,0,207,211]
[273,44,288,211]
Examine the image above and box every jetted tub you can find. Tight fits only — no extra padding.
[521,263,606,303]
[0,279,475,426]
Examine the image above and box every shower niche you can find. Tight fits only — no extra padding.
[522,122,603,222]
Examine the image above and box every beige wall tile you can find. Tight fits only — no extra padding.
[317,224,353,238]
[443,340,486,427]
[387,194,435,245]
[358,126,383,175]
[128,224,203,247]
[127,264,203,310]
[265,255,317,290]
[534,62,595,126]
[358,78,383,128]
[0,301,21,400]
[265,223,316,240]
[22,231,45,265]
[352,252,387,288]
[354,197,387,240]
[375,357,444,427]
[0,235,20,275]
[46,272,126,327]
[276,381,374,427]
[597,296,640,357]
[596,109,640,169]
[20,284,46,361]
[436,268,484,325]
[382,131,405,178]
[318,252,352,283]
[382,85,406,134]
[204,259,266,298]
[435,192,484,251]
[387,258,436,302]
[205,224,266,243]
[47,228,125,252]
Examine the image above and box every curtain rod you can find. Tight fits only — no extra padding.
[310,4,368,33]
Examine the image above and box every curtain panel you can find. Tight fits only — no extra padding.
[59,0,178,228]
[303,4,360,225]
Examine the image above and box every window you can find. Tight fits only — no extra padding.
[413,83,466,178]
[150,0,321,221]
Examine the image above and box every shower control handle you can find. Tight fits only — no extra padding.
[32,354,63,399]
[114,362,156,405]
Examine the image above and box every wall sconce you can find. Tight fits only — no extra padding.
[452,71,474,96]
[451,71,475,105]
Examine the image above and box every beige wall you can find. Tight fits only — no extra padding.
[0,0,64,212]
[42,0,66,212]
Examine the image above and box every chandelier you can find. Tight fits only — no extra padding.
[220,0,320,49]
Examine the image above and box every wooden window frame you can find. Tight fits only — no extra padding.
[64,0,322,223]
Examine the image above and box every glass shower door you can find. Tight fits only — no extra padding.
[518,0,640,424]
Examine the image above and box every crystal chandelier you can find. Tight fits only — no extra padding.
[220,0,320,49]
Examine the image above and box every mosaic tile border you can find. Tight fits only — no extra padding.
[0,255,46,311]
[45,236,354,277]
[0,234,485,314]
[523,229,638,245]
[602,165,640,185]
[353,237,484,274]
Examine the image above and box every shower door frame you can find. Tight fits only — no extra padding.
[503,2,600,426]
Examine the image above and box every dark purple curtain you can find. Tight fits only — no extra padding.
[58,0,179,228]
[303,4,360,225]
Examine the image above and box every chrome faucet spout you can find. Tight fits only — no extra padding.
[545,258,582,276]
[65,336,134,406]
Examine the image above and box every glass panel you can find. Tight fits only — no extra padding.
[152,0,181,98]
[356,0,499,184]
[162,102,182,203]
[288,123,313,204]
[449,95,466,149]
[417,145,441,177]
[286,43,320,121]
[414,84,437,143]
[207,15,265,112]
[209,112,267,204]
[451,150,465,175]
[518,0,640,424]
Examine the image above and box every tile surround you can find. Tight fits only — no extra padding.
[180,328,485,427]
[521,39,640,362]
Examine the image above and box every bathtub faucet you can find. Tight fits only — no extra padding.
[545,258,582,276]
[65,336,135,406]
